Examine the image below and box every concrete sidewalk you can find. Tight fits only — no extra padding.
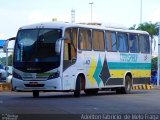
[151,85,160,90]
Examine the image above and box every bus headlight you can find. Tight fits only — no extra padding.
[48,72,60,80]
[13,72,22,80]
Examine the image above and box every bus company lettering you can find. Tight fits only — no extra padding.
[120,53,137,62]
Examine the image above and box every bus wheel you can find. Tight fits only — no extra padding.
[74,76,82,97]
[33,91,39,98]
[11,79,14,91]
[84,89,98,95]
[116,76,132,94]
[124,75,132,93]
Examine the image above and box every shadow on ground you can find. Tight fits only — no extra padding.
[11,90,151,99]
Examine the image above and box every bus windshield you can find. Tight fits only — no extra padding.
[14,29,62,72]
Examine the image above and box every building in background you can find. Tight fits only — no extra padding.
[0,40,5,48]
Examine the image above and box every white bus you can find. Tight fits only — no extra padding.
[12,22,151,97]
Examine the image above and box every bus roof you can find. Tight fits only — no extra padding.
[19,22,149,35]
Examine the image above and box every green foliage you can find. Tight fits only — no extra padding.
[137,22,156,39]
[130,22,157,39]
[0,57,6,65]
[0,54,13,66]
[8,54,13,66]
[129,24,136,30]
[151,57,157,70]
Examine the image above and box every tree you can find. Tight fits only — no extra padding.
[129,24,136,30]
[151,57,157,70]
[0,54,13,66]
[137,22,156,39]
[0,57,6,65]
[130,22,157,53]
[8,54,13,66]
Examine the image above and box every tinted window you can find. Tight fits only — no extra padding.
[13,29,62,72]
[15,29,62,62]
[64,28,77,60]
[129,33,139,53]
[139,34,150,53]
[117,32,128,52]
[93,30,105,51]
[78,29,91,50]
[105,31,110,51]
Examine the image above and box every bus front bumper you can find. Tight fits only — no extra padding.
[12,77,62,91]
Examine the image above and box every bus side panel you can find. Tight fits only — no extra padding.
[62,49,86,90]
[132,53,151,85]
[85,51,119,89]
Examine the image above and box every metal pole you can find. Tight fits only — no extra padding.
[140,0,142,23]
[157,24,160,86]
[89,2,93,23]
[6,47,8,72]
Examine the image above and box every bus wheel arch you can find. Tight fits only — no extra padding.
[73,73,86,97]
[125,72,132,85]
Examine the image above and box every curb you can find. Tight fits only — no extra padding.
[150,85,160,90]
[132,85,153,90]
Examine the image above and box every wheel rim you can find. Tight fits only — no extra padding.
[126,81,131,91]
[126,77,131,92]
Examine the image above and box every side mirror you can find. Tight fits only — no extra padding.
[55,39,62,54]
[55,37,68,54]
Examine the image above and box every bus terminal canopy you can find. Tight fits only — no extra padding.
[0,40,6,48]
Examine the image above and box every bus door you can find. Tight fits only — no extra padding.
[63,28,77,90]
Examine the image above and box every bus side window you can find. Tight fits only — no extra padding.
[105,31,112,51]
[78,29,91,50]
[139,34,150,54]
[117,32,128,52]
[110,32,117,52]
[129,33,139,53]
[64,28,77,61]
[93,30,105,51]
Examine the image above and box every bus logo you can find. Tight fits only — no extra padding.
[120,53,137,62]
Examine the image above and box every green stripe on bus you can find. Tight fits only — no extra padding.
[108,62,151,70]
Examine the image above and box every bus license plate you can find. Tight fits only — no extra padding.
[29,82,38,86]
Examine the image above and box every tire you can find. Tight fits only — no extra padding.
[74,76,82,97]
[33,91,39,98]
[84,89,98,95]
[116,76,132,94]
[11,79,14,91]
[124,76,132,94]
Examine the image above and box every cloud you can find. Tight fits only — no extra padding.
[0,33,4,39]
[149,9,160,23]
[28,10,71,24]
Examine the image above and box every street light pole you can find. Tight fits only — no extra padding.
[156,23,160,86]
[140,0,142,23]
[89,2,93,23]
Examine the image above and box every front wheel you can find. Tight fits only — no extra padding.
[33,91,39,98]
[74,76,82,97]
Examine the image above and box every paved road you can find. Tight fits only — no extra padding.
[0,90,160,115]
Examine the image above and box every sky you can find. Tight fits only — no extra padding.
[0,0,160,55]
